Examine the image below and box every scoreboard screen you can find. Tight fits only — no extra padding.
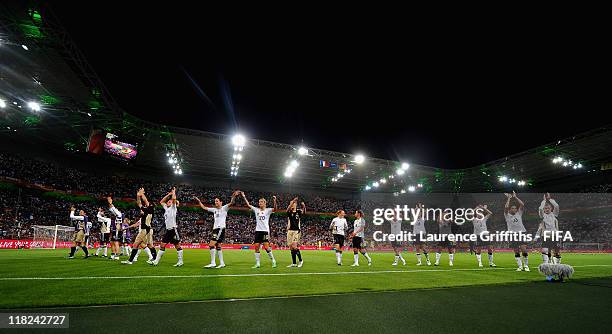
[103,133,138,160]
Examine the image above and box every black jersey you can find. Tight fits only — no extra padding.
[140,205,154,232]
[288,209,302,231]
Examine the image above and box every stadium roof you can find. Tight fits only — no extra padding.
[1,3,611,193]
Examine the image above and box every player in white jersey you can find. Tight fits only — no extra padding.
[349,210,372,266]
[412,203,431,266]
[388,212,406,266]
[107,196,123,260]
[504,191,529,271]
[152,187,183,267]
[95,208,111,257]
[195,191,238,269]
[434,214,455,266]
[535,193,561,264]
[330,210,349,265]
[240,191,278,268]
[470,204,495,267]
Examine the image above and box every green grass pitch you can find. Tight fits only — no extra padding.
[1,249,611,333]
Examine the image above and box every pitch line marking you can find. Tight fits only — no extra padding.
[0,264,610,281]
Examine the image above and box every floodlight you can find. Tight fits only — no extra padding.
[27,101,41,111]
[401,162,410,170]
[298,147,308,156]
[408,185,416,192]
[0,99,6,109]
[354,154,365,164]
[232,134,246,147]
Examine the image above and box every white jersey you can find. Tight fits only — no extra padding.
[472,216,489,236]
[353,218,366,238]
[539,199,559,232]
[250,206,273,232]
[330,217,348,236]
[206,204,230,229]
[505,208,526,232]
[97,213,111,233]
[163,203,178,230]
[109,206,123,225]
[390,219,402,235]
[413,217,426,234]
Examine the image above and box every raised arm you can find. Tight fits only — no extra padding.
[240,191,252,209]
[482,205,492,219]
[194,196,207,210]
[136,188,143,208]
[228,191,238,206]
[107,197,122,217]
[272,195,278,212]
[504,193,512,213]
[287,197,298,212]
[548,194,559,216]
[70,207,84,220]
[160,191,172,206]
[301,201,306,214]
[513,191,524,209]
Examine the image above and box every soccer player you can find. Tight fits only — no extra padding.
[536,193,561,264]
[240,191,278,268]
[95,208,111,257]
[413,203,431,266]
[330,210,348,265]
[119,218,132,258]
[107,196,123,260]
[152,187,183,267]
[471,204,496,267]
[286,197,305,268]
[434,214,455,266]
[349,210,372,266]
[122,188,157,265]
[389,213,406,266]
[194,191,238,269]
[504,191,530,271]
[68,207,89,259]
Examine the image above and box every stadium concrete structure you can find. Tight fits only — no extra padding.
[2,4,612,197]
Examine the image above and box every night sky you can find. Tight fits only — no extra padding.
[44,3,610,168]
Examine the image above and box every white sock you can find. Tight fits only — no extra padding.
[515,256,522,268]
[435,252,441,263]
[542,253,549,264]
[523,256,529,267]
[95,247,101,256]
[394,255,399,263]
[354,253,359,264]
[255,252,261,265]
[398,253,405,262]
[336,252,342,264]
[155,250,165,263]
[363,252,371,262]
[217,250,224,265]
[488,253,494,263]
[416,253,422,263]
[144,247,152,260]
[103,247,108,257]
[210,248,217,265]
[476,253,482,264]
[449,253,454,263]
[177,249,183,263]
[267,250,275,262]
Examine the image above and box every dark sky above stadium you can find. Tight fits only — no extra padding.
[45,2,610,169]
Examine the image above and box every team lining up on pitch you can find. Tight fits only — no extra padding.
[67,188,565,272]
